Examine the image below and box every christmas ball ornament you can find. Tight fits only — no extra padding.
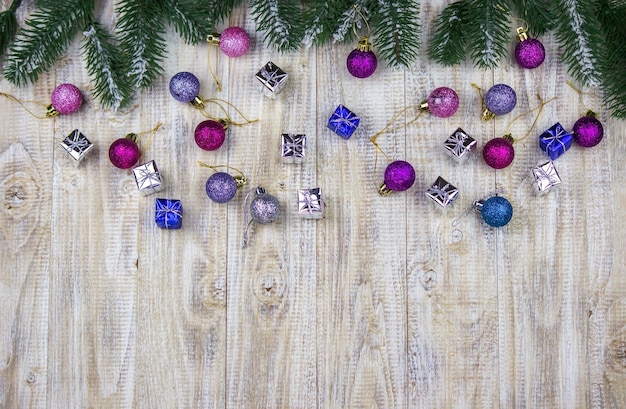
[383,160,416,192]
[426,87,459,118]
[484,84,517,117]
[194,120,226,151]
[479,196,513,227]
[49,83,83,115]
[109,136,141,169]
[250,188,282,224]
[218,26,250,58]
[169,72,201,103]
[483,137,515,169]
[514,27,545,69]
[572,112,604,147]
[346,38,377,78]
[206,172,239,203]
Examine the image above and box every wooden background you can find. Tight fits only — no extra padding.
[1,1,626,408]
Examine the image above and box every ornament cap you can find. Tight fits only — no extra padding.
[473,199,484,212]
[377,182,393,196]
[502,134,515,143]
[189,96,205,109]
[256,186,266,195]
[125,133,138,143]
[585,110,597,118]
[481,108,496,121]
[234,175,247,188]
[357,37,372,52]
[207,32,221,46]
[419,100,430,111]
[516,27,529,42]
[46,104,59,117]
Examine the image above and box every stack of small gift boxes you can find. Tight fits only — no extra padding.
[59,60,579,229]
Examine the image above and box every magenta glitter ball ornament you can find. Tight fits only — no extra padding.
[219,26,250,58]
[346,37,377,78]
[573,113,604,147]
[109,138,141,169]
[194,120,226,151]
[384,160,416,192]
[427,87,459,118]
[514,28,545,69]
[483,137,515,169]
[50,83,83,115]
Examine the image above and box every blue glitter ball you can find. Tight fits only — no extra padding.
[484,84,517,116]
[169,72,200,102]
[481,196,513,227]
[205,172,238,203]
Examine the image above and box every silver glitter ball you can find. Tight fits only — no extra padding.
[250,188,281,224]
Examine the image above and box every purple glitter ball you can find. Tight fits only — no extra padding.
[109,138,141,169]
[515,38,546,69]
[483,137,515,169]
[169,72,201,102]
[427,87,459,118]
[573,115,604,147]
[219,26,250,58]
[206,172,238,203]
[384,160,416,192]
[50,83,83,115]
[194,120,226,151]
[484,84,517,116]
[346,49,378,78]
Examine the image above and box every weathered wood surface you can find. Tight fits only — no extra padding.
[1,1,625,408]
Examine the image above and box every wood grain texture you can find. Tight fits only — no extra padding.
[0,1,625,408]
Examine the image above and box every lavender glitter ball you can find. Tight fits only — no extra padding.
[515,38,546,69]
[206,172,238,203]
[109,138,141,169]
[483,137,515,169]
[484,84,517,116]
[346,49,377,78]
[219,26,250,58]
[169,72,200,102]
[384,160,416,192]
[194,120,226,151]
[573,115,604,147]
[50,83,83,115]
[427,87,459,118]
[250,193,281,224]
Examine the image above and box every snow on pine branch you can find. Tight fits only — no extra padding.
[561,0,600,86]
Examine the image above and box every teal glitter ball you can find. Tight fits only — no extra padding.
[481,196,513,227]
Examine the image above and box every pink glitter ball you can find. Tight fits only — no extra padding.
[483,137,515,169]
[50,83,83,115]
[109,138,141,169]
[219,27,250,58]
[194,120,226,151]
[515,38,546,69]
[427,87,459,118]
[346,49,377,78]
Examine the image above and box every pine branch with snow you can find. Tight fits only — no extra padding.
[251,0,304,52]
[163,0,214,45]
[82,23,133,111]
[301,0,364,48]
[116,0,167,89]
[509,0,555,36]
[467,0,511,69]
[428,1,470,66]
[4,0,92,85]
[368,0,420,67]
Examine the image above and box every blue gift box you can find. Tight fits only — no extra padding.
[539,122,573,160]
[327,105,360,139]
[155,198,183,229]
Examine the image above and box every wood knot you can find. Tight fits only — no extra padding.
[200,276,225,307]
[420,270,438,292]
[26,372,37,385]
[1,172,39,220]
[254,271,285,305]
[609,339,626,372]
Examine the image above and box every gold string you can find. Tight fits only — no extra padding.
[206,38,223,92]
[0,92,49,119]
[352,4,372,38]
[131,122,162,159]
[201,98,258,126]
[504,95,557,143]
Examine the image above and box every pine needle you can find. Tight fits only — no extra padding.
[251,0,303,52]
[509,0,556,36]
[597,0,626,117]
[368,0,420,67]
[466,0,511,69]
[428,1,470,66]
[162,0,213,45]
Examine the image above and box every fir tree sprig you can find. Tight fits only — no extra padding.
[4,0,92,86]
[467,0,511,68]
[197,0,245,25]
[301,0,358,47]
[162,0,214,45]
[368,0,420,67]
[0,0,21,58]
[250,0,303,52]
[553,0,604,86]
[116,0,167,89]
[596,0,626,117]
[82,23,133,111]
[509,0,556,36]
[428,1,470,66]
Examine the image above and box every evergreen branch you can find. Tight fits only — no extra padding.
[300,0,361,47]
[332,0,370,43]
[81,23,133,111]
[509,0,556,36]
[0,7,18,58]
[161,0,213,45]
[368,0,420,67]
[196,0,244,24]
[116,0,167,89]
[250,0,303,52]
[466,0,511,69]
[428,1,470,66]
[553,0,604,86]
[4,0,92,86]
[596,0,626,117]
